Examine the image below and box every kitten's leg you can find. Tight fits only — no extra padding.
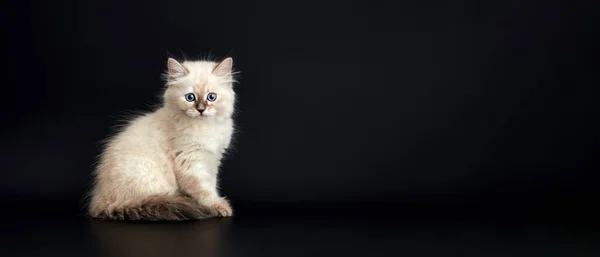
[175,150,232,217]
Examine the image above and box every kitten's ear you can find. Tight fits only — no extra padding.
[167,58,188,80]
[213,57,233,76]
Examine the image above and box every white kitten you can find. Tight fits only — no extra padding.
[87,57,237,221]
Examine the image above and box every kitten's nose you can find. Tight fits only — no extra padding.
[197,108,205,115]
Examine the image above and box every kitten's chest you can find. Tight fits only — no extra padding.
[175,120,232,154]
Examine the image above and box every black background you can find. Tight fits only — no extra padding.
[1,0,599,255]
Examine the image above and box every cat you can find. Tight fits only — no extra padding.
[87,57,237,221]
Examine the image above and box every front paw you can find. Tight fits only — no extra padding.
[211,198,233,217]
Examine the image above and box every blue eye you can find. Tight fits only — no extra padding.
[185,93,195,102]
[207,92,217,102]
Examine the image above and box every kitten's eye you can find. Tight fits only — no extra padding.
[207,92,217,102]
[184,93,196,102]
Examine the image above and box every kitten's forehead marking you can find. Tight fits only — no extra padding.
[193,81,209,95]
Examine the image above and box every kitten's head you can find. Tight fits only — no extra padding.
[163,57,236,119]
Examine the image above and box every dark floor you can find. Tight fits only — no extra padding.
[3,202,600,257]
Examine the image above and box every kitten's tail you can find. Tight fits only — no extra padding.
[93,194,215,221]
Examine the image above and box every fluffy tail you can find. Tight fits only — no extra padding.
[92,195,215,221]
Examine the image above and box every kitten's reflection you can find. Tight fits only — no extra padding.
[89,218,232,257]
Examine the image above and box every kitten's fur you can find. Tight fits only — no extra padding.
[88,57,237,221]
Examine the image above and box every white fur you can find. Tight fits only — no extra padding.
[88,58,236,217]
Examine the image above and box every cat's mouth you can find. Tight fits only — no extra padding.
[197,113,210,119]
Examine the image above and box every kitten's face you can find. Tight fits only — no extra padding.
[163,58,235,119]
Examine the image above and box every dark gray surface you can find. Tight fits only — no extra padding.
[4,212,599,257]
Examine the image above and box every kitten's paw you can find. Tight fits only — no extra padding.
[211,198,233,217]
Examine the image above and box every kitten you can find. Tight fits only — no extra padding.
[87,57,237,221]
